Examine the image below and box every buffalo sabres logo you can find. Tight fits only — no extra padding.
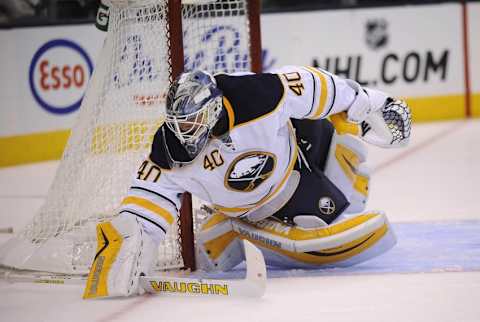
[225,152,276,192]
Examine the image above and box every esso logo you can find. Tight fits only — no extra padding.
[29,39,93,114]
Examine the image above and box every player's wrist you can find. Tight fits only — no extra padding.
[345,80,390,124]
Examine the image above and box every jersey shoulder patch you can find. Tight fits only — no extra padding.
[214,73,284,127]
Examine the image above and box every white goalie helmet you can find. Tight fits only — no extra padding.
[165,70,223,160]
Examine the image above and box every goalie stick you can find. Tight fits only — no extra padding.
[140,239,266,297]
[2,240,267,298]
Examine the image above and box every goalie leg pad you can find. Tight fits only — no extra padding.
[83,215,156,299]
[195,213,244,272]
[324,132,370,214]
[232,211,396,269]
[195,210,396,270]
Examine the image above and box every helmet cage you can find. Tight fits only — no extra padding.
[164,70,223,161]
[165,96,221,150]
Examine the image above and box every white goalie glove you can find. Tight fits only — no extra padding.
[342,80,412,148]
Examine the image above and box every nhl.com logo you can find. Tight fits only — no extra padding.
[29,39,93,114]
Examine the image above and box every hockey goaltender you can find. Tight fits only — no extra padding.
[83,66,411,299]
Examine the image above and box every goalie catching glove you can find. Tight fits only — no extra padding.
[336,79,412,148]
[83,215,157,299]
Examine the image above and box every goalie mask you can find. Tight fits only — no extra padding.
[165,70,223,164]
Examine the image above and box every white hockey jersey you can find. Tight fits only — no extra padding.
[118,66,357,236]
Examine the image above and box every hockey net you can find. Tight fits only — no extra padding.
[0,0,260,275]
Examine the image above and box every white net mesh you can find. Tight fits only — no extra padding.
[182,1,251,73]
[0,0,254,275]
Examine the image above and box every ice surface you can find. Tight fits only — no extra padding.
[1,119,479,322]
